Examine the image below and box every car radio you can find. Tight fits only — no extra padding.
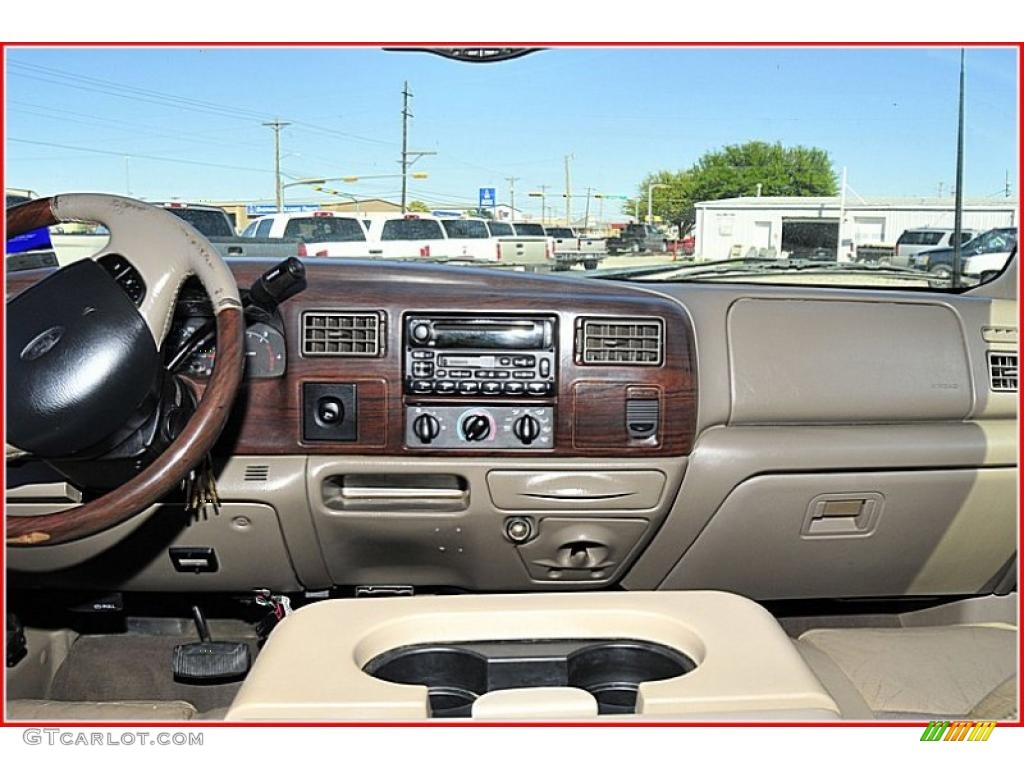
[404,314,557,398]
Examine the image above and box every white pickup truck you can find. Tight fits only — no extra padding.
[544,226,606,270]
[365,215,451,260]
[242,211,371,258]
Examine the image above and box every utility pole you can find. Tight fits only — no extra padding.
[397,81,435,214]
[837,167,848,263]
[564,154,573,225]
[583,187,593,231]
[506,176,520,221]
[263,118,291,213]
[538,184,549,224]
[400,81,412,214]
[952,49,965,290]
[1006,170,1012,198]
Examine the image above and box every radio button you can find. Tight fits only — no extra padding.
[413,362,434,377]
[411,380,434,394]
[503,382,525,395]
[435,381,457,393]
[481,382,502,395]
[450,370,471,379]
[539,359,551,377]
[436,370,447,378]
[499,356,512,366]
[513,371,535,380]
[513,356,534,367]
[494,371,510,379]
[526,382,551,396]
[458,381,480,394]
[412,350,434,360]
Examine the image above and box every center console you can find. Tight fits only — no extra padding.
[403,314,557,449]
[225,591,840,721]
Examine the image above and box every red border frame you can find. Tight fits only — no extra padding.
[0,40,1020,731]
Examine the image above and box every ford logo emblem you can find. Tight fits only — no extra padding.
[20,326,65,361]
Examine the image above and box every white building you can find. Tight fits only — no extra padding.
[693,196,1018,262]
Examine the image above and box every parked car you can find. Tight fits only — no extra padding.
[440,217,498,262]
[961,228,1018,279]
[606,223,669,255]
[543,226,605,270]
[486,220,553,267]
[153,203,304,260]
[910,227,1018,281]
[241,210,369,258]
[366,214,450,259]
[893,227,976,267]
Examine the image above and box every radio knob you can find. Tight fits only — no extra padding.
[461,413,491,442]
[513,414,541,445]
[412,413,441,444]
[411,322,432,343]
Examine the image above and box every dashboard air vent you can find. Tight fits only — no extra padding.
[576,318,664,366]
[243,464,270,483]
[987,351,1017,392]
[302,311,385,357]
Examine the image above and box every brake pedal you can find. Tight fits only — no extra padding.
[172,605,251,683]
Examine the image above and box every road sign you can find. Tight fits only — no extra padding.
[478,187,496,208]
[246,203,319,215]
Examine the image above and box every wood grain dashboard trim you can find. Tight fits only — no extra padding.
[7,260,698,458]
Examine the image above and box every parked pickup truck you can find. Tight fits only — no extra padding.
[156,203,302,259]
[543,226,605,270]
[241,211,370,258]
[606,223,669,255]
[484,221,552,268]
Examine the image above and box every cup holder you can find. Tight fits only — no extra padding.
[567,642,695,714]
[363,639,695,718]
[364,647,487,718]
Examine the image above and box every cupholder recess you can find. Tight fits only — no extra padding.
[363,639,695,718]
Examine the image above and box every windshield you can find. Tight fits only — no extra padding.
[442,219,489,239]
[3,47,1017,289]
[283,216,366,243]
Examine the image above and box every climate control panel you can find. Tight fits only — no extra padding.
[405,405,554,450]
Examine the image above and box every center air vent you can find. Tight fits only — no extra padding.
[987,351,1017,392]
[302,311,385,357]
[576,318,664,366]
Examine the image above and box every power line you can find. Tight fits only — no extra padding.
[6,137,272,175]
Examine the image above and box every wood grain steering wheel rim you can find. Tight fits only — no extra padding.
[6,195,245,546]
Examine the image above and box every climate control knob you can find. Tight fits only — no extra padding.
[512,414,541,445]
[412,413,441,444]
[461,413,491,442]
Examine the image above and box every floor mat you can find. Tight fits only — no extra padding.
[48,634,259,715]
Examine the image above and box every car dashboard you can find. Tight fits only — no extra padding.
[5,257,1017,604]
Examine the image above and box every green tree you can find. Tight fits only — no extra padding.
[407,200,430,213]
[629,142,838,230]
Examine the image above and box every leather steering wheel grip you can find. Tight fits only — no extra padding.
[5,195,245,546]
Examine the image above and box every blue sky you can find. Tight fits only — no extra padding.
[4,46,1019,216]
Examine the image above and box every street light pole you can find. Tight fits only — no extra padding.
[564,154,573,225]
[506,176,519,221]
[647,183,667,224]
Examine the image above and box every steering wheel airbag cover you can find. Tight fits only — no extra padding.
[6,260,160,458]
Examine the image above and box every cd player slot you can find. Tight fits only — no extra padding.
[404,314,557,399]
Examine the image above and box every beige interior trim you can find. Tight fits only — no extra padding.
[226,591,839,721]
[472,687,598,720]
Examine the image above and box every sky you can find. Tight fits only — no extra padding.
[3,46,1019,218]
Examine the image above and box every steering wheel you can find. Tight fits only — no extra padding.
[6,194,245,546]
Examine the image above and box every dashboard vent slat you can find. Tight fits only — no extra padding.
[577,318,664,366]
[302,311,385,357]
[987,351,1017,392]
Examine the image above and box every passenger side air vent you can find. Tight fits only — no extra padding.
[576,318,664,366]
[302,311,386,357]
[987,351,1018,392]
[243,464,270,483]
